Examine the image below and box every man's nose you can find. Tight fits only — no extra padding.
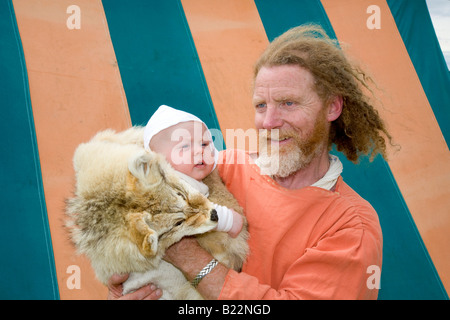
[262,106,283,129]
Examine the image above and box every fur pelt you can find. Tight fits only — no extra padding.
[66,127,249,299]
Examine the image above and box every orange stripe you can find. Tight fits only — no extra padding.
[13,0,130,299]
[321,0,450,292]
[180,0,268,149]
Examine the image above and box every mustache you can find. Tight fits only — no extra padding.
[258,129,298,141]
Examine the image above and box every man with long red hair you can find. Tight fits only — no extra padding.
[108,24,393,300]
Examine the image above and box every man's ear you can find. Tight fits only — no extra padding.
[327,95,343,122]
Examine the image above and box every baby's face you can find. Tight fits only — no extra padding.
[149,121,215,181]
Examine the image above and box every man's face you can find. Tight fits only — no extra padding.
[253,65,330,177]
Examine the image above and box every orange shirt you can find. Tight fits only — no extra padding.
[217,149,382,300]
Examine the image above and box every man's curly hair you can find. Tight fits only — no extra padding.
[254,24,393,163]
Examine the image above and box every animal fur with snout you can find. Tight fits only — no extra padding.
[66,127,249,299]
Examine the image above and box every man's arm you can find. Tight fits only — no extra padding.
[166,224,381,300]
[163,237,228,300]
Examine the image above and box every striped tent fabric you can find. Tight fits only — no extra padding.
[1,0,448,300]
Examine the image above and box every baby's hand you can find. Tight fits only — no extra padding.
[227,209,243,238]
[212,204,243,238]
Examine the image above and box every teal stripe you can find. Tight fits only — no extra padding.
[339,154,448,299]
[0,0,59,299]
[102,0,223,149]
[254,0,448,299]
[387,0,450,148]
[255,0,337,42]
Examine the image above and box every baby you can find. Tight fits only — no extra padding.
[143,105,243,238]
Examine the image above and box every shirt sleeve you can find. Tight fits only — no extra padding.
[218,225,382,300]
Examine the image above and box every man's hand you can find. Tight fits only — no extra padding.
[107,273,162,300]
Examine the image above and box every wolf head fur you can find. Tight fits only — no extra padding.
[66,129,218,284]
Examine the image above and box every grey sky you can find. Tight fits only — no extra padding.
[426,0,450,69]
